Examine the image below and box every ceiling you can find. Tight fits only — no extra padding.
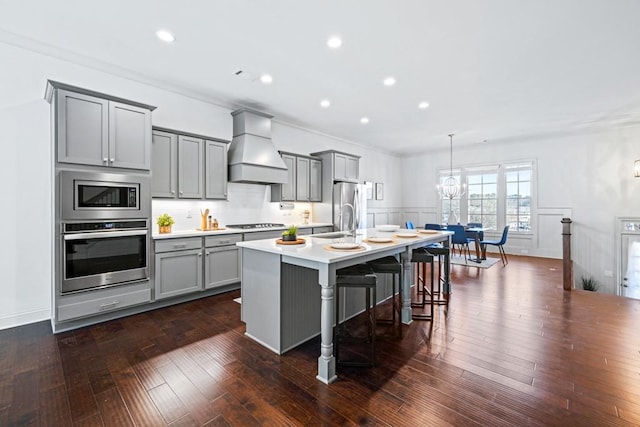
[2,0,640,155]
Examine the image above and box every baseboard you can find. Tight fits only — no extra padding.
[0,308,51,331]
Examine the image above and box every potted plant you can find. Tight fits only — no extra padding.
[581,276,599,292]
[157,213,175,234]
[281,225,298,242]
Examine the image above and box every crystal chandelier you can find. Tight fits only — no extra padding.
[437,134,466,224]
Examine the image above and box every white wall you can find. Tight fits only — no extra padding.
[0,41,402,329]
[401,126,640,294]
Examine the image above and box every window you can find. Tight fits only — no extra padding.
[505,164,531,232]
[438,161,534,233]
[467,169,498,229]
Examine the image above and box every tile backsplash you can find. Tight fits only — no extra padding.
[152,183,314,231]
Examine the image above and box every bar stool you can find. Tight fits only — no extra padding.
[334,264,377,367]
[367,255,402,337]
[425,245,450,306]
[410,247,435,321]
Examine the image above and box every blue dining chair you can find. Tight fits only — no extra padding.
[405,221,415,229]
[424,223,443,230]
[480,225,510,266]
[446,224,470,262]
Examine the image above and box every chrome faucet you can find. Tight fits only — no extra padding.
[341,203,356,236]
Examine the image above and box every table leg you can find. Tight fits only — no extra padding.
[443,238,451,294]
[401,250,413,325]
[317,265,337,384]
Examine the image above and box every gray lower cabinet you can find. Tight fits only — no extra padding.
[243,230,285,241]
[204,234,242,289]
[154,238,203,299]
[312,226,333,234]
[47,83,154,170]
[56,281,151,322]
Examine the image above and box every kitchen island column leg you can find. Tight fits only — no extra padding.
[401,249,413,324]
[317,263,337,384]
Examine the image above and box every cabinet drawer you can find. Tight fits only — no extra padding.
[155,237,202,253]
[205,233,242,247]
[57,287,151,322]
[312,226,334,234]
[243,230,284,241]
[297,228,312,236]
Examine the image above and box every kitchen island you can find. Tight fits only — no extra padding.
[237,228,451,384]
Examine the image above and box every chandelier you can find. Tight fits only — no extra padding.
[437,134,466,199]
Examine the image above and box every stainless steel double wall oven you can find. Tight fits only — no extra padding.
[58,170,151,294]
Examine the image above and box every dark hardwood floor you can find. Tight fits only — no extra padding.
[2,255,640,426]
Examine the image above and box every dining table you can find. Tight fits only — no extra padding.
[466,226,491,263]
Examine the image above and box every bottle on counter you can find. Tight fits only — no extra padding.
[213,218,219,229]
[208,215,212,230]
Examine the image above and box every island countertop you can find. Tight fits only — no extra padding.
[236,228,452,263]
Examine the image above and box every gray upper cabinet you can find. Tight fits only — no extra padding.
[108,102,152,169]
[271,153,322,202]
[46,82,155,170]
[309,158,322,202]
[296,157,310,201]
[205,140,228,199]
[271,154,296,202]
[178,135,204,199]
[333,153,359,182]
[151,130,177,197]
[152,127,229,200]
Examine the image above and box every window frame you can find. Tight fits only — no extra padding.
[437,160,535,235]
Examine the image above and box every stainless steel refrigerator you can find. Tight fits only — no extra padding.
[333,182,367,232]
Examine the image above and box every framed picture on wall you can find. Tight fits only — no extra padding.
[375,182,384,200]
[364,181,374,200]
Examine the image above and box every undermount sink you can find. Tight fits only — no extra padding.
[310,232,353,239]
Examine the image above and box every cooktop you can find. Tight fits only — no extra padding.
[226,223,286,230]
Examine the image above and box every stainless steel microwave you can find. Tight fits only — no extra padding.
[60,170,150,220]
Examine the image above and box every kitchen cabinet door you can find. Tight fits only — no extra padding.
[205,246,241,289]
[178,135,204,198]
[151,130,178,198]
[334,153,359,182]
[108,101,152,170]
[205,140,228,199]
[56,89,152,170]
[271,154,296,202]
[154,248,203,299]
[296,157,310,201]
[56,89,109,167]
[309,158,322,202]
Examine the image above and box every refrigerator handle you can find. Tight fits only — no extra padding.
[354,185,360,230]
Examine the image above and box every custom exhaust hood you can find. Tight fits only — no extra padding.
[228,108,288,184]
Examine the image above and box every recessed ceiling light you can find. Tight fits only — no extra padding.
[156,30,175,43]
[383,77,396,86]
[260,74,273,84]
[418,101,430,109]
[320,99,331,108]
[327,37,342,48]
[360,117,369,124]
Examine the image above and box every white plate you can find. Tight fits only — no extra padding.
[330,242,361,249]
[376,224,400,232]
[418,229,439,234]
[367,237,393,243]
[395,233,418,238]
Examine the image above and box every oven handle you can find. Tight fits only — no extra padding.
[63,229,148,240]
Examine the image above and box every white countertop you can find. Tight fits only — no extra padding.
[152,223,333,240]
[236,228,453,264]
